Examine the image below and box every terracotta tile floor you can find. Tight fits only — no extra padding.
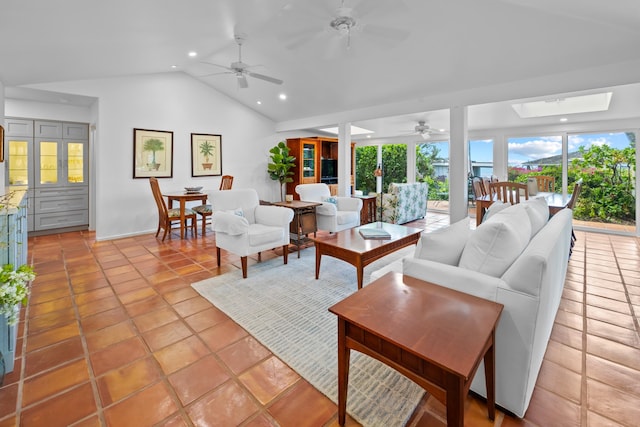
[1,213,639,426]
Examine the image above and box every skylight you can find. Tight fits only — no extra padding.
[511,92,612,118]
[319,125,373,135]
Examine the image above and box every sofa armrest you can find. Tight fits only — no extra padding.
[402,257,504,301]
[335,197,362,212]
[212,212,249,235]
[255,205,294,228]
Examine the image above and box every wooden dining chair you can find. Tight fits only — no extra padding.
[219,175,234,190]
[472,177,487,199]
[482,177,492,196]
[489,181,529,204]
[535,175,555,192]
[149,177,197,241]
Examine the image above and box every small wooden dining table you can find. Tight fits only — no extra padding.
[163,191,208,239]
[475,192,570,226]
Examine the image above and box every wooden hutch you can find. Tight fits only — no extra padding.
[286,137,354,199]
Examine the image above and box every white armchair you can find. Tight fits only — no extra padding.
[210,189,294,278]
[295,183,362,233]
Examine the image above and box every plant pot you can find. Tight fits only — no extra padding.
[0,305,19,374]
[202,163,213,170]
[147,162,161,171]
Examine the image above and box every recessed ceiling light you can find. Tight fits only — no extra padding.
[366,135,371,138]
[256,100,262,105]
[188,51,197,57]
[279,93,287,100]
[170,65,177,69]
[560,117,568,122]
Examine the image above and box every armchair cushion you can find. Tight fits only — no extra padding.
[212,211,249,235]
[322,196,337,204]
[249,223,287,247]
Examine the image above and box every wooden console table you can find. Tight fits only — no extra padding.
[329,272,503,427]
[272,200,322,258]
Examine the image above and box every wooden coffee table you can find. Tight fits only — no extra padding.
[311,222,422,289]
[329,272,504,426]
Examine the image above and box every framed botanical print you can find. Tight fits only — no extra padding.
[191,133,222,177]
[0,125,4,162]
[133,128,173,178]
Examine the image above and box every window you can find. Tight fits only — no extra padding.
[507,135,562,188]
[469,139,494,178]
[567,131,636,228]
[416,140,449,209]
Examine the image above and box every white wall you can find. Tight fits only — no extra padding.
[23,72,285,240]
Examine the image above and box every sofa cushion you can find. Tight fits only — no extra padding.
[414,218,470,266]
[483,201,509,222]
[459,204,532,277]
[322,196,337,205]
[521,197,549,236]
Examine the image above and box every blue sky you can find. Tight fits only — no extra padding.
[465,133,633,166]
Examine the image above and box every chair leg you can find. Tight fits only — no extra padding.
[282,245,289,265]
[241,256,248,278]
[216,247,221,267]
[258,252,262,262]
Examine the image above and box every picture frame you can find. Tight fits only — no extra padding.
[133,128,173,178]
[191,133,222,177]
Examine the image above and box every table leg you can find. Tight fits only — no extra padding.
[476,202,483,227]
[356,265,364,290]
[484,331,497,420]
[445,373,464,427]
[315,245,322,280]
[337,318,350,426]
[180,199,186,239]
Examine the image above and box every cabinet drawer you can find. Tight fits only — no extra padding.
[34,186,88,198]
[34,210,88,230]
[34,195,88,214]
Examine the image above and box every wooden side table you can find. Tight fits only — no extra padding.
[329,272,503,426]
[272,200,322,258]
[352,194,377,224]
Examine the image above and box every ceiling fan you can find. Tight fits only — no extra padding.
[201,33,283,89]
[282,0,410,51]
[406,121,448,140]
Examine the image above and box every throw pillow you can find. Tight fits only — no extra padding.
[322,196,337,205]
[459,205,532,277]
[482,201,509,223]
[521,197,549,236]
[225,208,244,217]
[414,218,471,266]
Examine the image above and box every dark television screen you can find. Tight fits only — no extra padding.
[321,159,337,178]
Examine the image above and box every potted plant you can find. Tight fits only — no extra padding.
[143,138,164,171]
[0,264,35,325]
[199,140,215,170]
[267,141,296,202]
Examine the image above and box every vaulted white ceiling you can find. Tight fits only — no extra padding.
[2,0,640,138]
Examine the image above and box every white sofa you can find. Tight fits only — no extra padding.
[372,198,573,417]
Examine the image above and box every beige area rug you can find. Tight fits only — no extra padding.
[192,246,424,427]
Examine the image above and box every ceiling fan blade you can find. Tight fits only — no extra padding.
[362,24,410,41]
[200,61,233,72]
[353,0,387,18]
[199,71,234,77]
[237,75,249,89]
[248,72,283,85]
